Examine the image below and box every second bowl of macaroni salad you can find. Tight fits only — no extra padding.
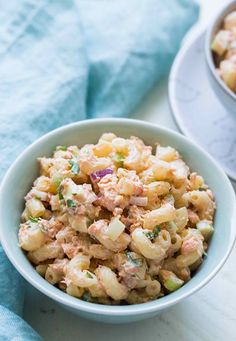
[18,133,215,305]
[211,10,236,93]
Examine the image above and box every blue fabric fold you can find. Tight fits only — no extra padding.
[0,0,199,339]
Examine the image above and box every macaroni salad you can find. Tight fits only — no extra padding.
[211,11,236,93]
[18,134,215,305]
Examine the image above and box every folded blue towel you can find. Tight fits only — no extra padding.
[0,0,198,339]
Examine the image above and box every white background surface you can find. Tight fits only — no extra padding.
[24,1,236,340]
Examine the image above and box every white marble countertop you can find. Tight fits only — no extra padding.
[24,1,236,340]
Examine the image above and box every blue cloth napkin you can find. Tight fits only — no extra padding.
[0,0,199,339]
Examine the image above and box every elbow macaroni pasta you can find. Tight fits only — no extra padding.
[211,10,236,93]
[18,133,215,304]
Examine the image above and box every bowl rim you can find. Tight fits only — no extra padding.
[205,0,236,102]
[1,118,236,317]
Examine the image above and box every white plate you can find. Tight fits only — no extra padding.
[168,29,236,181]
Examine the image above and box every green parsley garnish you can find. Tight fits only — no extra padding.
[56,145,67,151]
[66,199,76,208]
[29,216,39,223]
[203,250,208,257]
[153,226,161,234]
[58,188,64,201]
[125,251,143,266]
[144,231,155,240]
[144,226,161,240]
[86,271,93,279]
[68,159,80,174]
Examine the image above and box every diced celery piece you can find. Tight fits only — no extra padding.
[112,152,125,167]
[166,221,177,235]
[52,175,63,189]
[159,270,184,292]
[164,277,184,292]
[56,145,67,151]
[62,180,83,201]
[106,217,125,241]
[197,220,214,241]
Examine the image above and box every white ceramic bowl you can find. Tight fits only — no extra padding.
[0,118,235,323]
[205,1,236,113]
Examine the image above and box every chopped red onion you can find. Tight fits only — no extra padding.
[130,196,148,206]
[90,168,113,182]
